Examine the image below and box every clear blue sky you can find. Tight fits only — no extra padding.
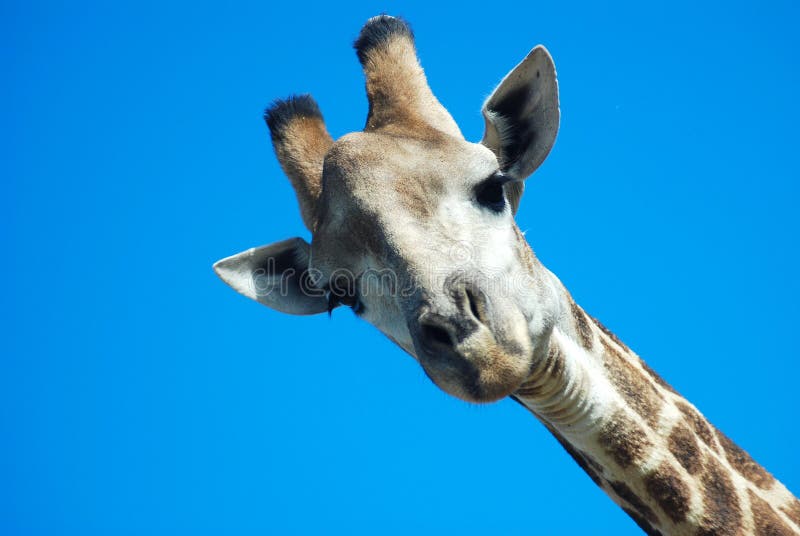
[3,1,799,534]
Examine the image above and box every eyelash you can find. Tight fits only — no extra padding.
[327,291,361,312]
[326,276,363,316]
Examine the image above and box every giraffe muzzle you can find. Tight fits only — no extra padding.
[411,281,533,403]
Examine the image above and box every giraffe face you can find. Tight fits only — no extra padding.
[307,131,561,402]
[214,15,561,403]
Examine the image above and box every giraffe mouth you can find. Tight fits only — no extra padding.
[406,276,533,402]
[411,308,533,403]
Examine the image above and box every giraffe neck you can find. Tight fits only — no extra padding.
[514,288,800,535]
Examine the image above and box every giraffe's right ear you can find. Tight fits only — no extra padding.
[213,237,329,315]
[481,46,559,211]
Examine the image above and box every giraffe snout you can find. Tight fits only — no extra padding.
[416,281,487,352]
[411,280,533,403]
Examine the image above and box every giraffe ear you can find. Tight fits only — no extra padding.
[213,237,328,315]
[481,46,560,184]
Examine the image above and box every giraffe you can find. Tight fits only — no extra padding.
[213,15,800,535]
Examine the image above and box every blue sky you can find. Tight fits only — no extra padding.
[3,1,799,534]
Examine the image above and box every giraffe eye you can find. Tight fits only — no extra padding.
[475,176,507,213]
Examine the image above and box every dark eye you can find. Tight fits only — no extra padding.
[474,176,507,213]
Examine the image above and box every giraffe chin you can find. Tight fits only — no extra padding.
[414,325,533,404]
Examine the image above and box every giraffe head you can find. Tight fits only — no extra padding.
[214,16,561,403]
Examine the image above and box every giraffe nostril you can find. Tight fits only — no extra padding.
[465,287,481,322]
[421,322,454,349]
[462,285,491,326]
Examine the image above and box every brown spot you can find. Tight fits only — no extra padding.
[597,411,652,469]
[643,463,691,523]
[570,300,594,349]
[668,423,703,475]
[715,429,776,490]
[591,314,678,397]
[749,489,795,536]
[675,401,718,454]
[780,498,800,528]
[697,455,742,535]
[609,480,658,524]
[623,507,663,536]
[601,338,663,428]
[590,315,631,352]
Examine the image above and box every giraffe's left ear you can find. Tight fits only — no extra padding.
[481,45,560,187]
[213,237,329,315]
